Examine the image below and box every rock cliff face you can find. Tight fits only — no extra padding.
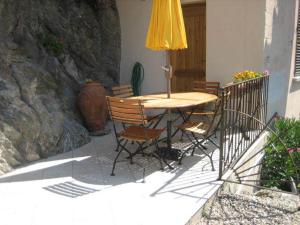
[0,0,121,174]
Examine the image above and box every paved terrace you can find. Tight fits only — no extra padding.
[0,122,222,225]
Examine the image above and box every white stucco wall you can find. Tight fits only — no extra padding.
[116,0,299,118]
[264,0,300,118]
[206,0,266,85]
[117,0,266,89]
[116,0,166,95]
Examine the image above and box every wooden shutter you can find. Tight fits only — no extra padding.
[295,3,300,76]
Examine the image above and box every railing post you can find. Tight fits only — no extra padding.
[218,88,225,180]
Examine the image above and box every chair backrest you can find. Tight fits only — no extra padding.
[206,90,231,136]
[193,81,220,95]
[112,85,134,98]
[106,96,147,125]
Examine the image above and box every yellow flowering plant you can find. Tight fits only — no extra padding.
[233,70,265,82]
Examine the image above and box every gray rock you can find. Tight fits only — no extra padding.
[0,0,120,173]
[200,190,300,225]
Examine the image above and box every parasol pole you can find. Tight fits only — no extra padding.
[162,65,172,99]
[162,51,173,151]
[162,50,172,99]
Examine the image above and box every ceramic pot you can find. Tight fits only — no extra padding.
[78,82,108,132]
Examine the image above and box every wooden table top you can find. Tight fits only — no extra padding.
[130,92,218,109]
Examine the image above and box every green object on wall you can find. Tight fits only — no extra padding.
[131,62,144,96]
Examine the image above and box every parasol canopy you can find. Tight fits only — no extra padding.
[146,0,188,51]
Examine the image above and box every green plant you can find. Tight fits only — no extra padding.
[261,118,300,191]
[42,34,64,57]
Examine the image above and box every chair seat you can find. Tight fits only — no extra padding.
[119,126,164,142]
[180,99,218,117]
[176,121,210,135]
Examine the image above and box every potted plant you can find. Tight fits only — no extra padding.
[230,70,268,94]
[233,70,266,83]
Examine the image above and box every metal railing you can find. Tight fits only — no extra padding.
[219,75,270,179]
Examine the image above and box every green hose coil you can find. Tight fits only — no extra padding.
[131,62,144,96]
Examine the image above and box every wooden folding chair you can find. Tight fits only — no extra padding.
[106,96,169,176]
[176,91,230,171]
[112,84,164,127]
[176,81,221,140]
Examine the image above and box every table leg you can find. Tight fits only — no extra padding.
[156,109,181,164]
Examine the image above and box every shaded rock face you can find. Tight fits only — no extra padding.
[0,0,121,174]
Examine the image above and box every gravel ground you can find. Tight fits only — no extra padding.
[198,189,300,225]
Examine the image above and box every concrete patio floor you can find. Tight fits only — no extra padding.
[0,122,223,225]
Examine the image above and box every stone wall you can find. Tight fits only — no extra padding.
[0,0,121,174]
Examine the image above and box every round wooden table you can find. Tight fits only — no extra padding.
[131,92,218,109]
[131,92,218,161]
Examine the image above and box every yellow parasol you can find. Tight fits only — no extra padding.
[146,0,188,98]
[145,0,188,158]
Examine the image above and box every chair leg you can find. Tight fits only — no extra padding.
[138,142,145,157]
[119,142,134,164]
[116,139,128,152]
[111,149,123,176]
[129,142,145,159]
[191,145,196,156]
[115,142,120,152]
[193,137,215,171]
[178,130,194,165]
[180,130,184,141]
[181,131,216,171]
[207,137,219,149]
[191,133,207,151]
[111,140,137,176]
[142,168,146,182]
[153,140,164,171]
[209,150,215,171]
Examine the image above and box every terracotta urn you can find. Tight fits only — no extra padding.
[78,81,108,134]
